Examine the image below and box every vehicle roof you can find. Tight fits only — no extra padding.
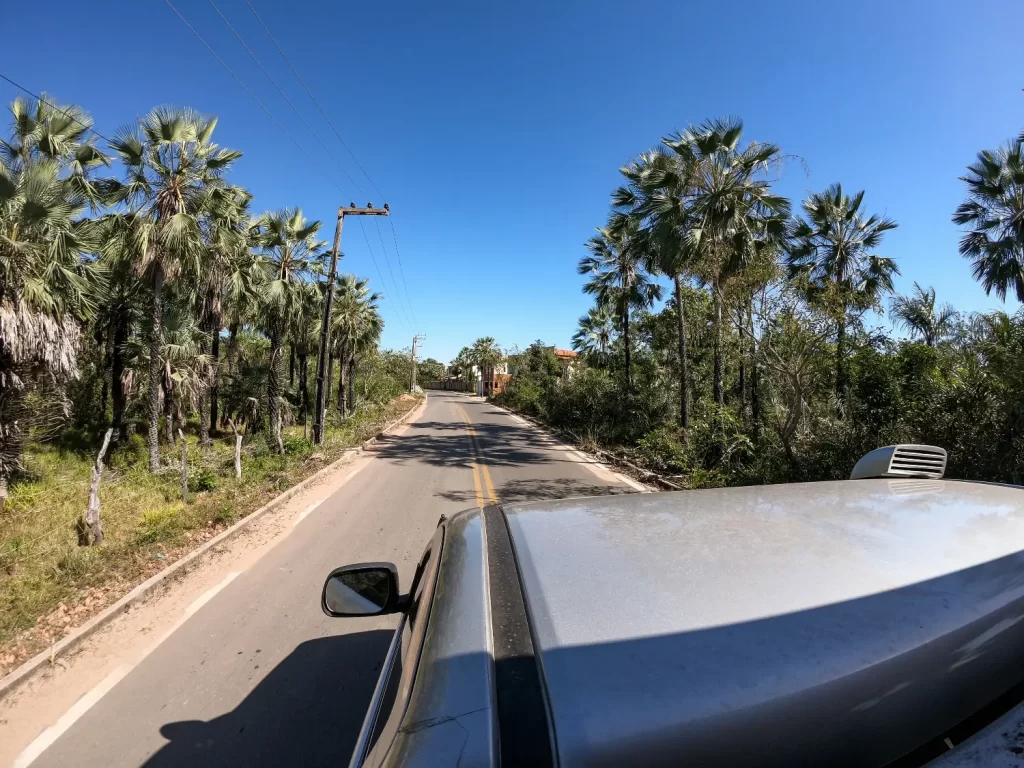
[502,479,1024,766]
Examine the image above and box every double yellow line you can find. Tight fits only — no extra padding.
[457,406,499,507]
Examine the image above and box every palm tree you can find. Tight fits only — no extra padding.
[614,148,698,425]
[786,183,899,398]
[662,118,790,406]
[572,306,616,364]
[287,280,321,431]
[578,219,661,394]
[197,185,257,444]
[952,139,1024,303]
[890,283,957,347]
[108,107,241,471]
[330,274,382,417]
[0,94,106,508]
[252,208,323,453]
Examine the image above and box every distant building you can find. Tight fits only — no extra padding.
[551,348,578,378]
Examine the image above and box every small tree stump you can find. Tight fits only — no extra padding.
[227,418,243,479]
[80,429,113,546]
[179,429,188,502]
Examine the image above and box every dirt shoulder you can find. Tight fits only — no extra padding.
[0,395,422,681]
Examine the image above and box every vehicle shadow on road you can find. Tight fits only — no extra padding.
[143,629,393,768]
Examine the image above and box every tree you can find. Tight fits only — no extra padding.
[953,139,1024,303]
[891,283,957,346]
[663,118,790,406]
[469,336,503,373]
[786,183,898,398]
[252,208,323,453]
[418,357,445,383]
[615,148,698,425]
[572,306,616,365]
[578,220,661,394]
[108,107,241,471]
[330,274,382,417]
[0,94,107,508]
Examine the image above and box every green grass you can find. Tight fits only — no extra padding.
[0,395,419,652]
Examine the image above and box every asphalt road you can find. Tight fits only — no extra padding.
[25,391,634,767]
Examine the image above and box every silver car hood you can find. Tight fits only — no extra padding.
[504,479,1024,766]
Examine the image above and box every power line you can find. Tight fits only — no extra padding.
[243,0,419,327]
[162,0,345,199]
[162,0,409,329]
[207,0,362,193]
[207,0,412,329]
[386,217,418,325]
[0,73,113,144]
[244,0,380,199]
[358,218,413,329]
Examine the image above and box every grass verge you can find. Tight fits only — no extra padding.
[0,394,421,675]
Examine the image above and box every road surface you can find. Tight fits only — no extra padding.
[19,391,636,767]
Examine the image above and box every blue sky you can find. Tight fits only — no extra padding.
[4,0,1023,363]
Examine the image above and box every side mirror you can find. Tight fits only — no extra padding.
[321,563,402,617]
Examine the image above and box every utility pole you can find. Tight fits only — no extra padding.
[313,202,390,445]
[410,334,426,392]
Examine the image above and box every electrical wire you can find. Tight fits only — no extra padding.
[215,0,413,329]
[358,218,413,329]
[244,0,419,327]
[207,0,362,193]
[0,73,113,143]
[163,0,345,198]
[163,0,411,330]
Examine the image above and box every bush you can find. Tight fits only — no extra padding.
[189,467,219,493]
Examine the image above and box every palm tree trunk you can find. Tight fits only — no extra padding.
[148,263,165,472]
[749,302,761,441]
[100,324,112,422]
[348,358,355,412]
[268,320,285,455]
[163,373,174,447]
[326,353,335,410]
[289,345,295,387]
[338,353,347,417]
[623,303,632,396]
[111,310,128,444]
[712,279,724,407]
[298,351,309,425]
[836,317,847,400]
[674,274,689,429]
[210,325,220,434]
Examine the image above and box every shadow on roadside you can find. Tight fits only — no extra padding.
[144,629,393,767]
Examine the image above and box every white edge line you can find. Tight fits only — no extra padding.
[14,571,241,768]
[495,404,651,493]
[13,663,134,768]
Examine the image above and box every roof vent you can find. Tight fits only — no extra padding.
[850,444,947,480]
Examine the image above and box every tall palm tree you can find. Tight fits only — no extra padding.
[287,280,321,430]
[0,95,106,508]
[662,118,790,406]
[786,183,899,398]
[252,208,323,453]
[197,185,257,444]
[890,283,957,347]
[578,219,661,394]
[952,140,1024,303]
[330,274,382,417]
[614,148,698,425]
[107,107,241,471]
[572,305,616,364]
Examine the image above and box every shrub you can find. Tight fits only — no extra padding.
[189,467,219,493]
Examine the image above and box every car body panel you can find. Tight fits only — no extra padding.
[380,509,496,768]
[504,479,1024,766]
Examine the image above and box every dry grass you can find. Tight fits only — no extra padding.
[0,395,420,673]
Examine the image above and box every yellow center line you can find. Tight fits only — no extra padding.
[457,405,499,506]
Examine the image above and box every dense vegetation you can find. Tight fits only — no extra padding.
[0,96,415,654]
[494,117,1024,488]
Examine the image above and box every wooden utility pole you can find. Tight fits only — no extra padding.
[313,202,390,444]
[410,334,426,392]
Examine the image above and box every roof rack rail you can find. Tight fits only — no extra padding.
[850,444,947,480]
